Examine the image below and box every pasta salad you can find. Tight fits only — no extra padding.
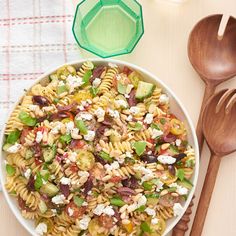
[3,61,195,236]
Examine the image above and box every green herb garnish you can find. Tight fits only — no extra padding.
[99,151,113,162]
[176,168,185,181]
[150,123,160,130]
[117,82,127,94]
[135,205,146,212]
[110,197,125,207]
[18,111,37,126]
[140,222,152,233]
[57,85,68,94]
[34,172,43,191]
[128,122,143,131]
[145,193,159,199]
[133,141,147,156]
[73,196,84,207]
[59,134,72,144]
[142,181,153,191]
[6,164,16,176]
[75,119,88,135]
[82,70,92,85]
[160,118,166,125]
[89,87,98,97]
[6,130,21,144]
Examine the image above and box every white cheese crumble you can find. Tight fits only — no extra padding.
[155,179,164,192]
[157,155,176,165]
[133,166,154,182]
[103,205,115,216]
[84,130,95,141]
[92,78,101,87]
[173,203,184,217]
[65,121,74,134]
[175,139,182,147]
[125,151,133,158]
[159,94,169,105]
[137,195,147,208]
[145,207,156,217]
[78,112,93,121]
[126,115,133,122]
[51,122,62,135]
[35,222,47,236]
[78,171,90,178]
[108,109,120,119]
[169,183,188,195]
[51,209,57,215]
[108,62,118,68]
[60,177,71,185]
[68,207,74,216]
[115,99,127,108]
[66,75,84,93]
[71,127,79,137]
[58,80,65,86]
[95,107,105,119]
[126,84,134,94]
[24,169,31,179]
[7,143,22,153]
[151,218,159,225]
[51,194,66,204]
[130,106,140,115]
[79,215,91,230]
[68,152,77,162]
[93,204,105,216]
[35,131,43,143]
[144,113,153,124]
[28,104,38,111]
[104,161,120,171]
[152,129,163,139]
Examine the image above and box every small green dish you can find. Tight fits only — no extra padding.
[72,0,144,58]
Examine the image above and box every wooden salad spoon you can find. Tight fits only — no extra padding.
[190,89,236,235]
[172,14,236,236]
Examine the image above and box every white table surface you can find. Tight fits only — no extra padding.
[1,0,236,235]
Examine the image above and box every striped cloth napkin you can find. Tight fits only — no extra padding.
[0,0,81,132]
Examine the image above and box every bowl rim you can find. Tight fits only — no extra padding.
[0,58,199,236]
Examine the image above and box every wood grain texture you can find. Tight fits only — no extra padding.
[1,1,236,236]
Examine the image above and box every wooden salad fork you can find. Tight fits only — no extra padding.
[190,89,236,235]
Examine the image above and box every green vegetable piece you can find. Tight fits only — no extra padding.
[169,144,179,155]
[57,85,68,95]
[135,205,146,212]
[140,222,152,233]
[25,148,34,160]
[142,181,153,191]
[40,170,50,181]
[60,134,72,144]
[133,141,147,156]
[89,87,98,97]
[150,123,160,130]
[145,193,159,199]
[39,200,48,214]
[177,178,193,190]
[53,98,59,104]
[75,119,88,135]
[43,146,56,163]
[135,81,155,100]
[99,151,113,163]
[168,187,177,192]
[160,118,166,125]
[40,182,59,197]
[176,168,185,181]
[110,197,125,207]
[117,82,127,94]
[18,111,37,126]
[34,172,43,191]
[128,122,143,131]
[185,159,195,168]
[82,70,92,86]
[6,164,16,176]
[128,71,141,88]
[7,130,21,144]
[73,196,84,207]
[3,143,12,152]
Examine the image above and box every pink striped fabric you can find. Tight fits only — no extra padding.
[0,0,81,131]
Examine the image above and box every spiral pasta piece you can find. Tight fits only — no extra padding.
[77,61,94,77]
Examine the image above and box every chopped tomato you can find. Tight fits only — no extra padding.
[70,140,85,150]
[123,66,133,76]
[63,112,74,120]
[98,215,114,229]
[35,158,43,166]
[70,164,79,173]
[65,202,86,219]
[110,176,122,183]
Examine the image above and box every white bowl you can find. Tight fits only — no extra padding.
[0,58,199,236]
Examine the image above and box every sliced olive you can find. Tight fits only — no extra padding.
[77,150,95,171]
[159,193,179,207]
[170,119,185,135]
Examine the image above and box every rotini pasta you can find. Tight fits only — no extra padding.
[3,61,196,236]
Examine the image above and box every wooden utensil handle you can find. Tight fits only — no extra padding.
[190,153,221,236]
[172,83,216,236]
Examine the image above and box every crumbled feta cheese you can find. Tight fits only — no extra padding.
[52,194,66,204]
[92,78,101,87]
[151,218,159,225]
[51,122,62,135]
[125,94,130,98]
[130,106,140,115]
[78,171,90,178]
[126,84,134,94]
[152,129,163,139]
[84,130,95,141]
[35,131,43,143]
[95,107,105,120]
[65,121,74,134]
[78,112,93,121]
[93,204,105,216]
[133,166,154,182]
[115,155,125,164]
[126,115,133,122]
[159,94,169,105]
[28,104,38,111]
[169,183,188,195]
[68,207,74,216]
[58,80,65,86]
[71,128,79,137]
[35,223,47,235]
[173,203,184,217]
[155,179,164,192]
[145,207,156,217]
[108,109,120,119]
[137,195,147,208]
[24,169,31,179]
[115,99,127,108]
[66,75,84,93]
[79,215,91,230]
[51,175,56,180]
[144,113,153,124]
[7,143,22,153]
[68,152,77,162]
[51,209,57,215]
[175,139,182,147]
[157,155,176,165]
[82,201,88,206]
[104,161,120,171]
[103,205,115,216]
[108,62,118,68]
[125,151,132,158]
[60,177,71,185]
[77,105,85,111]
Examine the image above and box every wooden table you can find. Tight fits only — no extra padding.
[1,0,236,235]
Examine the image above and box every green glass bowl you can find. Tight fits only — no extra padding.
[72,0,144,58]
